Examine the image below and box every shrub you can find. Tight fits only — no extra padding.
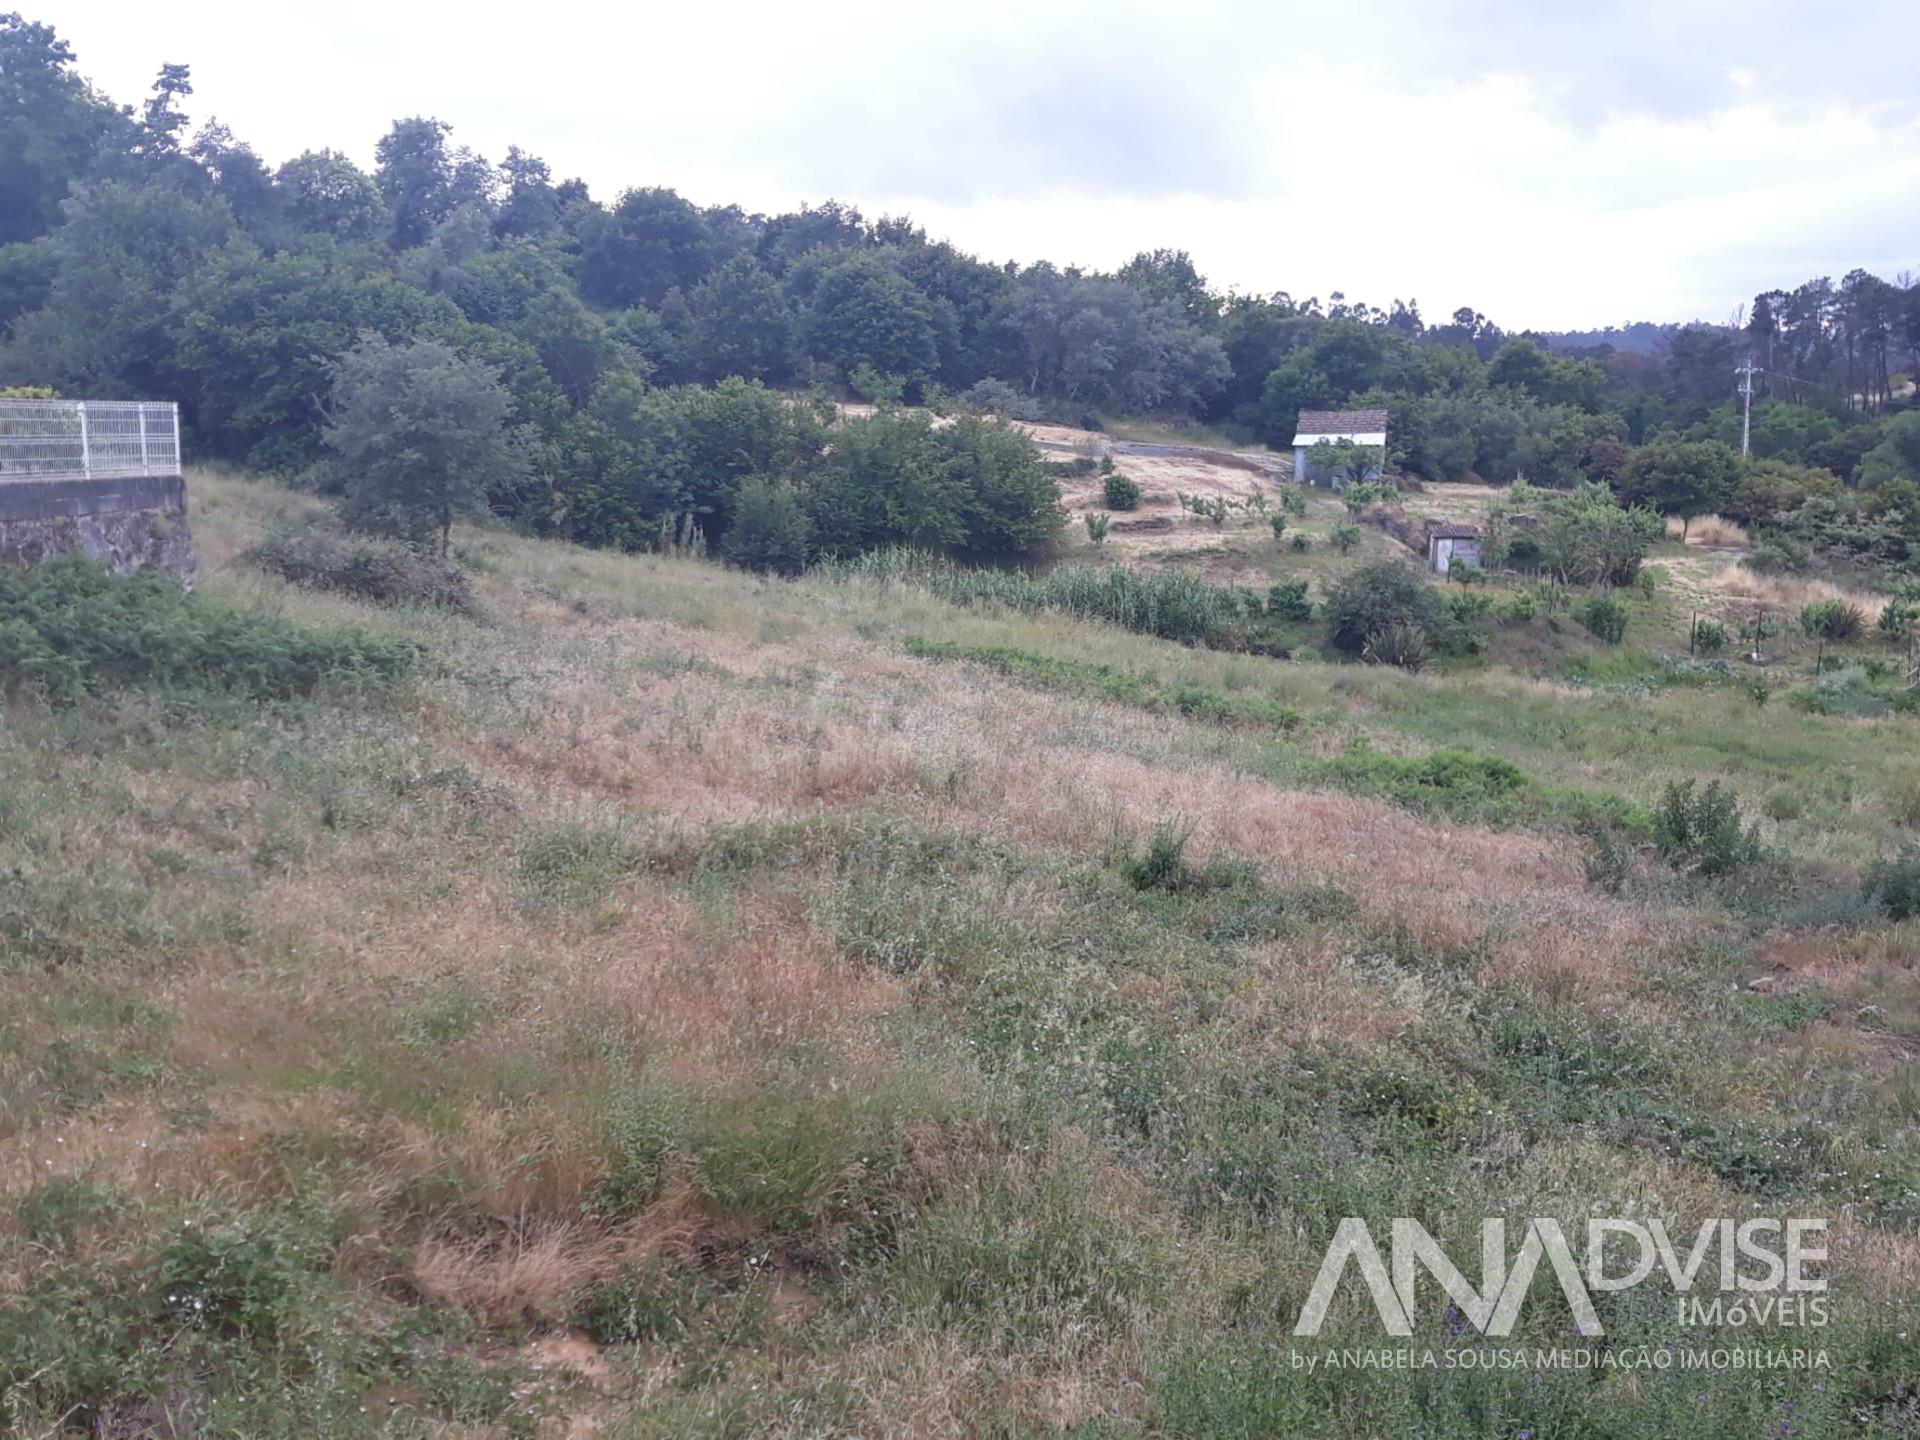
[1120,825,1206,893]
[244,527,477,613]
[847,362,905,404]
[1289,532,1310,551]
[722,476,813,575]
[960,378,1044,422]
[1692,618,1727,653]
[1653,779,1762,876]
[1744,536,1813,575]
[1360,622,1429,672]
[1329,522,1361,554]
[1578,595,1629,644]
[1337,747,1527,804]
[1322,560,1443,656]
[1266,580,1312,622]
[0,556,415,705]
[1583,829,1632,895]
[1799,599,1866,642]
[1083,513,1110,544]
[572,1260,704,1346]
[1268,513,1287,541]
[1102,472,1141,510]
[1449,562,1485,585]
[1118,825,1257,896]
[1878,599,1918,641]
[156,1209,327,1344]
[1865,846,1920,921]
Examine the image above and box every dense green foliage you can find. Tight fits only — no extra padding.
[1322,560,1444,656]
[323,334,531,555]
[0,556,414,703]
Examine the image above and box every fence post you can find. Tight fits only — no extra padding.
[139,404,151,471]
[171,404,181,474]
[77,400,92,480]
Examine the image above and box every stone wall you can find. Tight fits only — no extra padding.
[0,473,195,584]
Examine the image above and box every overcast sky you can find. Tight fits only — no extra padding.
[48,0,1920,331]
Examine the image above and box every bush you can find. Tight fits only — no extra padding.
[847,362,904,405]
[1266,580,1312,622]
[1268,513,1287,541]
[1120,825,1228,894]
[1360,621,1429,671]
[0,556,415,705]
[244,528,477,613]
[1744,536,1813,575]
[1653,779,1762,876]
[1328,522,1361,554]
[1692,618,1727,653]
[959,378,1043,422]
[156,1209,327,1344]
[1083,513,1110,544]
[1800,599,1866,642]
[1289,532,1310,551]
[1103,472,1141,510]
[722,476,814,575]
[1878,599,1918,641]
[1865,846,1920,921]
[1577,595,1629,644]
[806,409,1064,558]
[1322,560,1443,657]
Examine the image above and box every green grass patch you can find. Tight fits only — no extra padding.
[903,635,1302,730]
[0,555,416,705]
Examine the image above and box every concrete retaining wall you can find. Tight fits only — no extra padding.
[0,473,195,583]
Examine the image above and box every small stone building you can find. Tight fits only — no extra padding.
[1425,520,1481,576]
[1291,408,1388,488]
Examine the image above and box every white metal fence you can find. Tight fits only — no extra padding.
[0,399,181,482]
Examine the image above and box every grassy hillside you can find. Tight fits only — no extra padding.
[2,472,1917,1437]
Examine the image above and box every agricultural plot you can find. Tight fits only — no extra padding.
[1,472,1915,1437]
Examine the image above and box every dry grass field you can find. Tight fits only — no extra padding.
[2,472,1917,1436]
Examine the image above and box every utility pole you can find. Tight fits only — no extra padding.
[1735,357,1758,457]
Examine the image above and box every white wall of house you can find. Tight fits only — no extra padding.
[1291,432,1387,488]
[1428,537,1480,575]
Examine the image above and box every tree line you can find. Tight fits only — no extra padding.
[2,13,1917,573]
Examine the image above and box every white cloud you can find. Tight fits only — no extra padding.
[45,0,1920,329]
